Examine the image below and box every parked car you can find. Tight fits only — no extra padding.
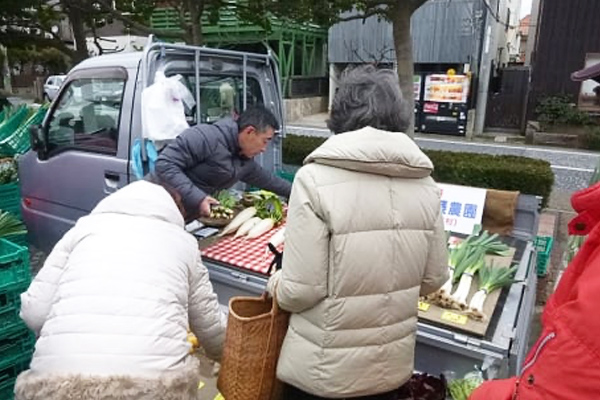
[43,75,66,101]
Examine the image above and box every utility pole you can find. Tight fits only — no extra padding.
[474,1,497,136]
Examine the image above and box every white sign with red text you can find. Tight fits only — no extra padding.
[438,183,487,235]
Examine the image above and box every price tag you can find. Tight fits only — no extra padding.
[441,311,468,325]
[418,301,431,312]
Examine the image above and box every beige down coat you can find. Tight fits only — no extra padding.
[272,127,449,398]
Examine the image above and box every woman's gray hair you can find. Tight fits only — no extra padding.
[327,65,410,134]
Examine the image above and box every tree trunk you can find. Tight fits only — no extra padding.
[64,1,89,63]
[1,45,12,93]
[186,0,204,45]
[390,2,415,137]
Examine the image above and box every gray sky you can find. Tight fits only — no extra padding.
[520,0,533,18]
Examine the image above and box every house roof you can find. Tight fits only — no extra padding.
[520,15,531,36]
[571,61,600,83]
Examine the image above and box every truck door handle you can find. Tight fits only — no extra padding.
[104,172,120,181]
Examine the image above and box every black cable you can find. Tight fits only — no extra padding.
[481,0,519,30]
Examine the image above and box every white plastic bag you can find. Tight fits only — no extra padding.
[141,72,195,141]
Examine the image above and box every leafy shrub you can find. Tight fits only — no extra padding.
[536,95,593,127]
[283,135,554,207]
[582,126,600,151]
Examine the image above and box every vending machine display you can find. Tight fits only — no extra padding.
[421,74,470,136]
[414,75,423,133]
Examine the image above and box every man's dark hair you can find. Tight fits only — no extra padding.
[237,105,280,134]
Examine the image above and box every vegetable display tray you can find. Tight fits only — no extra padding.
[417,246,516,338]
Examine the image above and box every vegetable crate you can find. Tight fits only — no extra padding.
[0,282,29,336]
[0,183,21,220]
[0,283,34,400]
[0,350,34,400]
[0,106,48,156]
[534,236,554,276]
[0,107,30,142]
[276,170,296,183]
[0,240,30,291]
[4,233,28,248]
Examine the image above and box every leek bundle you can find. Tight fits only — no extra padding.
[468,263,518,320]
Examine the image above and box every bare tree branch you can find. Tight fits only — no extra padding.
[90,22,103,56]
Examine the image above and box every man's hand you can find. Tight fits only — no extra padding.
[199,196,220,218]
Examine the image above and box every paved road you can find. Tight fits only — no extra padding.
[286,125,600,207]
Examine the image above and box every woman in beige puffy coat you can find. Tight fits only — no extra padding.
[267,66,449,399]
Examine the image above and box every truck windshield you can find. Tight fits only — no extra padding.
[180,75,264,125]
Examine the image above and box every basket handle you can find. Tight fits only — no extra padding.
[257,290,284,398]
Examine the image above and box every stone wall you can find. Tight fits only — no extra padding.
[284,96,328,123]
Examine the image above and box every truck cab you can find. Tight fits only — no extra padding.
[20,38,285,253]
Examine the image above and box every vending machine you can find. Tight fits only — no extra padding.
[414,75,423,133]
[420,73,470,136]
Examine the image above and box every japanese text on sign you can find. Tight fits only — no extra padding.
[438,184,487,235]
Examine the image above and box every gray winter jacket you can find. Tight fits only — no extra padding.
[155,118,292,218]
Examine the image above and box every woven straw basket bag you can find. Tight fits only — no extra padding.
[217,292,290,400]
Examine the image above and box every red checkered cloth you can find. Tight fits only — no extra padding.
[201,224,285,274]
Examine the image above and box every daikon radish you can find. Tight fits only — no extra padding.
[269,227,286,247]
[247,218,275,239]
[218,207,257,236]
[263,227,286,261]
[234,217,262,238]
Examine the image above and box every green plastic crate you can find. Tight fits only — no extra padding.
[0,240,30,290]
[0,282,27,313]
[0,328,35,371]
[0,183,21,220]
[0,352,33,400]
[0,282,28,334]
[4,233,27,248]
[276,170,296,183]
[0,307,26,337]
[0,107,29,142]
[0,376,16,400]
[0,106,48,156]
[535,236,554,276]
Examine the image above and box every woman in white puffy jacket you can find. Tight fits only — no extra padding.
[14,179,227,400]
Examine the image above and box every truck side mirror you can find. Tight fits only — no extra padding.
[29,124,48,160]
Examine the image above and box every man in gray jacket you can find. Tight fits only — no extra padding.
[155,106,292,220]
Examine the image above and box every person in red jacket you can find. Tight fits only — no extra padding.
[469,181,600,400]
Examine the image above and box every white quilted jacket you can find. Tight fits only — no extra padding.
[19,181,226,379]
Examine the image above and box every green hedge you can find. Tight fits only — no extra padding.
[283,135,554,207]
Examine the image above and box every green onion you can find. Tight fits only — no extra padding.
[450,249,486,309]
[468,263,519,320]
[0,210,26,238]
